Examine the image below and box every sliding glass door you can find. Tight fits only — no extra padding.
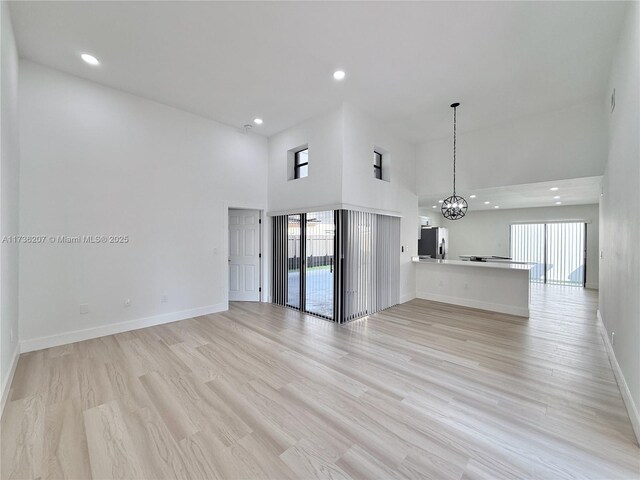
[287,214,302,309]
[283,211,336,319]
[273,209,400,323]
[305,211,335,318]
[510,222,586,286]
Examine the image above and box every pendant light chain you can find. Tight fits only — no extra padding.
[453,105,457,195]
[441,101,467,220]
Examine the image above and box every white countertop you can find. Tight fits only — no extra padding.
[412,257,533,271]
[458,255,525,263]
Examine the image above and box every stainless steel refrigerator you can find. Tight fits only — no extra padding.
[418,227,448,259]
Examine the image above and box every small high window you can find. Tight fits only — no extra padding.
[294,149,309,179]
[373,151,383,180]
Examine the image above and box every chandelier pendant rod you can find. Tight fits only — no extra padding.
[453,104,457,195]
[441,101,467,221]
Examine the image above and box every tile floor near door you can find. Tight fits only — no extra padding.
[2,285,639,479]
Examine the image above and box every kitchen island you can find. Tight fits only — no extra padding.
[413,258,532,317]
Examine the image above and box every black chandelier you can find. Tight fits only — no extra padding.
[441,102,468,220]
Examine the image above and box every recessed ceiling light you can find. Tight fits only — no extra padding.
[253,118,263,125]
[81,53,100,66]
[432,205,437,208]
[484,201,490,204]
[470,195,476,199]
[494,205,500,209]
[438,200,443,203]
[333,70,346,80]
[553,195,560,199]
[555,201,562,205]
[550,187,559,191]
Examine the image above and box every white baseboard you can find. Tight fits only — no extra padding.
[416,291,529,318]
[20,302,228,353]
[1,342,20,416]
[400,292,416,304]
[597,309,640,445]
[586,282,599,290]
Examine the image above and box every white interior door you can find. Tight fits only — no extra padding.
[229,209,261,301]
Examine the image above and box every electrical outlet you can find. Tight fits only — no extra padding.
[161,294,168,303]
[124,298,131,307]
[10,328,14,342]
[611,331,615,345]
[79,303,89,314]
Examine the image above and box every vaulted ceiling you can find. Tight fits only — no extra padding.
[10,1,627,142]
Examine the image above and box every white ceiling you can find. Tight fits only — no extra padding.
[9,1,627,142]
[419,176,602,211]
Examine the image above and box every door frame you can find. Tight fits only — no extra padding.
[227,206,263,302]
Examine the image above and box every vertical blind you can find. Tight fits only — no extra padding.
[546,223,586,286]
[340,210,400,322]
[510,223,546,282]
[272,209,400,323]
[510,222,586,286]
[272,215,288,305]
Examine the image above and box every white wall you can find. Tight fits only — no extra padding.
[438,204,599,289]
[341,103,418,302]
[341,104,416,214]
[18,61,268,349]
[267,103,418,302]
[599,0,640,439]
[418,207,442,228]
[0,1,20,408]
[417,98,607,196]
[267,107,343,215]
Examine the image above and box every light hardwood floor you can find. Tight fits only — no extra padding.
[2,285,639,479]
